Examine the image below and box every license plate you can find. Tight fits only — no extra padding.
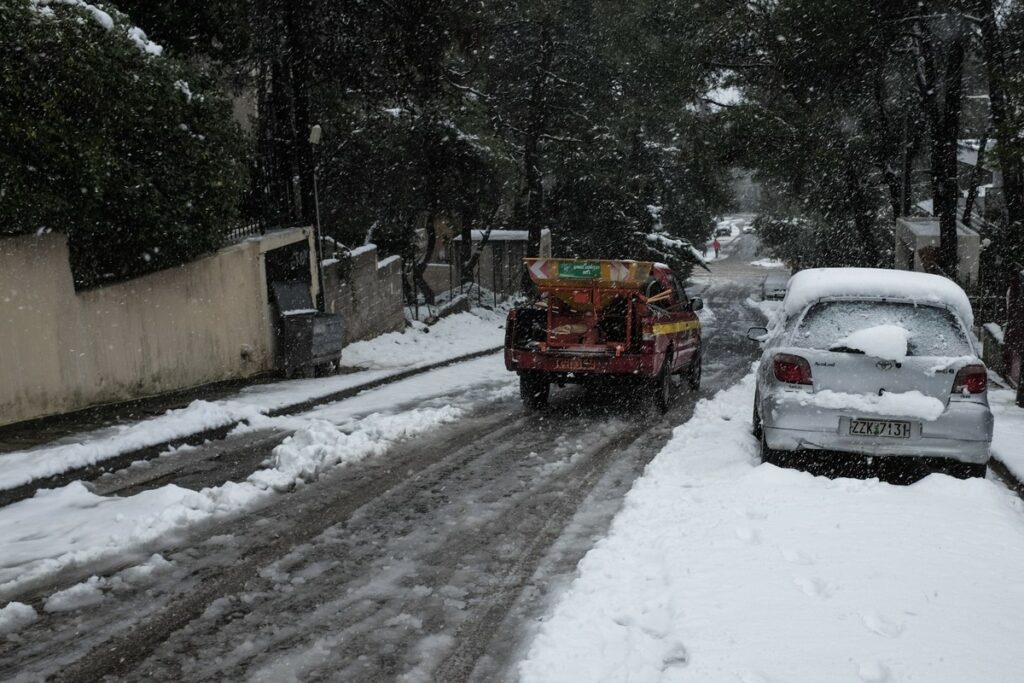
[554,357,597,371]
[848,419,911,439]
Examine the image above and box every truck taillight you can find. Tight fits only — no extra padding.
[773,353,812,385]
[952,364,987,395]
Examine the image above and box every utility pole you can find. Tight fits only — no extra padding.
[309,124,327,311]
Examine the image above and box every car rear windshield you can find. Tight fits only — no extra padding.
[794,301,972,357]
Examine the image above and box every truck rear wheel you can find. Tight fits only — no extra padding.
[520,372,549,409]
[653,358,673,414]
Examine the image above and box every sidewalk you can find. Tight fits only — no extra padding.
[0,307,506,494]
[989,386,1024,488]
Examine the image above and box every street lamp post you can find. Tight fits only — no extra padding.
[308,124,327,311]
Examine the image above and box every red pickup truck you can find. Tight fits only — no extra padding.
[504,258,703,411]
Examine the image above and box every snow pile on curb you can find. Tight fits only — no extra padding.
[991,387,1024,482]
[0,602,37,635]
[0,308,504,493]
[250,407,462,491]
[341,307,505,370]
[0,401,267,492]
[0,407,463,596]
[520,372,1024,682]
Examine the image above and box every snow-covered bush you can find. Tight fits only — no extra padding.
[0,0,246,287]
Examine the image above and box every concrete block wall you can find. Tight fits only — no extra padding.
[323,245,406,344]
[0,233,287,427]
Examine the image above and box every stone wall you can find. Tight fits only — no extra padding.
[322,245,406,344]
[0,228,316,427]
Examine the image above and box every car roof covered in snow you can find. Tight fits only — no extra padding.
[783,268,973,328]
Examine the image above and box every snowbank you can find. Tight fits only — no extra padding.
[341,307,504,370]
[0,355,515,597]
[991,388,1024,483]
[750,258,785,268]
[0,602,37,635]
[0,308,504,492]
[784,268,974,328]
[520,372,1024,682]
[0,407,464,594]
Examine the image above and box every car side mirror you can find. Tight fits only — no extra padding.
[689,297,704,311]
[746,325,769,341]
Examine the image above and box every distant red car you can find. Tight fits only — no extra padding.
[504,258,703,412]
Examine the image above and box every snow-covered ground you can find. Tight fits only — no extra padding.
[0,308,505,492]
[700,216,748,262]
[990,387,1024,483]
[520,371,1024,682]
[750,257,785,268]
[0,354,516,602]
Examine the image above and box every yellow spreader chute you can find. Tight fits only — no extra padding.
[524,258,655,289]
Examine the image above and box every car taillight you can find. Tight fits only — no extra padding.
[952,364,987,395]
[773,353,812,385]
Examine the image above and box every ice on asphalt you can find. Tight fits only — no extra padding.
[0,307,504,492]
[520,371,1024,682]
[0,355,513,596]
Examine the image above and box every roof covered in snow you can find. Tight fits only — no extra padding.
[454,229,551,242]
[783,268,974,328]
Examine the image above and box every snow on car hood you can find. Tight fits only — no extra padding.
[784,268,974,328]
[830,324,910,361]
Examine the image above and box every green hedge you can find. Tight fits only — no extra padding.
[0,0,246,287]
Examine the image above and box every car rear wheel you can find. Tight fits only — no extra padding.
[947,461,987,479]
[520,372,549,410]
[760,430,780,466]
[752,401,763,439]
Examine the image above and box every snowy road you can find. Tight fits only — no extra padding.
[0,247,768,681]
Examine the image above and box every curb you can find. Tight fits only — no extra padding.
[990,457,1024,497]
[0,346,504,508]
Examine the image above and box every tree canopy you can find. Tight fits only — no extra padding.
[0,0,246,287]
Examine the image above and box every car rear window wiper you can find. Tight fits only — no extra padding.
[827,344,866,354]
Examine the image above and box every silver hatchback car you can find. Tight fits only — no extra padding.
[749,268,993,477]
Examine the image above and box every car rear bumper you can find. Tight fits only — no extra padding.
[762,394,993,464]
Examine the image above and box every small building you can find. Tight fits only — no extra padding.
[424,229,553,298]
[894,217,980,288]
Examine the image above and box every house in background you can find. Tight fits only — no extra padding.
[424,229,553,298]
[894,216,981,287]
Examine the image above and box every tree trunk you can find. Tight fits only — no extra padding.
[521,28,554,258]
[913,23,964,280]
[936,35,965,280]
[414,215,437,305]
[962,126,990,230]
[974,0,1024,259]
[284,3,314,225]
